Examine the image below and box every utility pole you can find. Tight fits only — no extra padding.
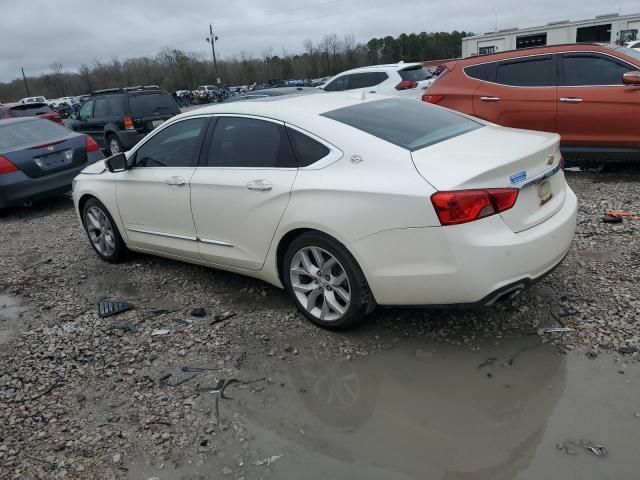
[207,24,219,83]
[21,67,31,96]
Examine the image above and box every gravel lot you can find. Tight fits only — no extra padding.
[0,167,639,479]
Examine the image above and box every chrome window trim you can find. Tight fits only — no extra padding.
[462,50,637,88]
[198,238,234,247]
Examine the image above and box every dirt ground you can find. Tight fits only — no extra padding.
[1,166,639,479]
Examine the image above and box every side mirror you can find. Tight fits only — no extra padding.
[623,70,640,85]
[105,153,128,173]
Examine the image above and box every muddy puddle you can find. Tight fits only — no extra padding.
[127,335,640,479]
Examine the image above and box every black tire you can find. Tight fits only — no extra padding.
[106,134,123,156]
[282,232,374,329]
[82,197,128,263]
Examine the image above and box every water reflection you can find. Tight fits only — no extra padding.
[285,336,566,480]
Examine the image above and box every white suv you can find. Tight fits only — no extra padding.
[320,63,434,100]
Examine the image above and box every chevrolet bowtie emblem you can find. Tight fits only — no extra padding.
[546,154,554,166]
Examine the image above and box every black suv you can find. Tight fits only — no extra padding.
[68,86,180,154]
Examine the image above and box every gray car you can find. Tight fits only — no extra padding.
[0,117,103,210]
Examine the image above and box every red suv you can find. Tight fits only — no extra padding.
[424,43,640,160]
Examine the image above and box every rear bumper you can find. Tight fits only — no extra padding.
[0,152,103,208]
[350,187,578,306]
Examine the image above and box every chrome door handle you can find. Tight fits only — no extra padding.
[480,96,500,102]
[560,97,583,103]
[246,179,272,192]
[165,176,186,186]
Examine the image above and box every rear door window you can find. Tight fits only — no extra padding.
[93,98,109,117]
[108,96,127,116]
[561,53,632,86]
[495,56,555,86]
[322,98,481,151]
[205,117,297,168]
[79,100,94,119]
[287,128,330,167]
[128,92,179,117]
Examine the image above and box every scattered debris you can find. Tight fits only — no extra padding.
[23,257,52,270]
[211,311,236,324]
[111,321,137,332]
[190,307,206,317]
[253,454,283,466]
[538,327,574,335]
[151,328,170,336]
[602,215,623,224]
[557,439,608,457]
[618,346,638,355]
[586,350,598,360]
[181,366,215,373]
[234,352,247,368]
[605,210,635,218]
[98,299,134,318]
[478,357,498,369]
[173,319,192,327]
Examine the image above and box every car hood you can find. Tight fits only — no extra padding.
[81,159,107,175]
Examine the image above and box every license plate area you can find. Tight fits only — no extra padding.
[151,119,164,129]
[34,149,73,170]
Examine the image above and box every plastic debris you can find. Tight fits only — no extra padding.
[211,311,236,324]
[151,328,170,336]
[98,300,134,318]
[254,455,283,466]
[618,346,638,355]
[190,307,206,317]
[564,167,582,172]
[602,215,623,224]
[557,439,607,457]
[478,357,498,370]
[606,210,635,218]
[538,327,574,335]
[111,321,137,332]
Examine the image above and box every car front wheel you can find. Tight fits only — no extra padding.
[82,198,128,263]
[107,135,123,156]
[283,232,374,329]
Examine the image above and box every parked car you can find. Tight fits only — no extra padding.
[320,63,434,100]
[423,43,640,161]
[0,117,103,210]
[67,86,180,155]
[625,40,640,51]
[72,94,576,329]
[19,96,47,104]
[0,102,64,125]
[223,86,322,103]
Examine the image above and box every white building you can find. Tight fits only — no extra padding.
[462,12,640,58]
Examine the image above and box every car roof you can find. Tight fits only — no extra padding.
[453,42,632,66]
[181,91,398,122]
[336,62,424,75]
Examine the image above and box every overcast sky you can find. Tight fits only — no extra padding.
[1,0,638,82]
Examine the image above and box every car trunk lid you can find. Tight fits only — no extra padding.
[411,125,566,233]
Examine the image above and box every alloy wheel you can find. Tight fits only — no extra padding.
[109,138,120,154]
[289,246,351,322]
[85,206,116,257]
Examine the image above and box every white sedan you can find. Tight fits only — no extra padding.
[72,93,577,329]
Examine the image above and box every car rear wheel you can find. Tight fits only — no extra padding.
[107,135,122,156]
[82,198,127,263]
[283,232,374,329]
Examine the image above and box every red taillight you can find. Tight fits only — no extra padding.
[123,116,135,130]
[0,155,18,175]
[54,115,64,125]
[86,135,100,153]
[431,188,519,226]
[422,94,444,104]
[395,80,418,90]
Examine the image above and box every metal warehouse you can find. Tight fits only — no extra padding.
[462,12,640,57]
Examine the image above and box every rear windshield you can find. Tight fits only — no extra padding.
[128,92,179,117]
[322,98,481,151]
[9,104,54,117]
[398,67,433,81]
[0,119,69,151]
